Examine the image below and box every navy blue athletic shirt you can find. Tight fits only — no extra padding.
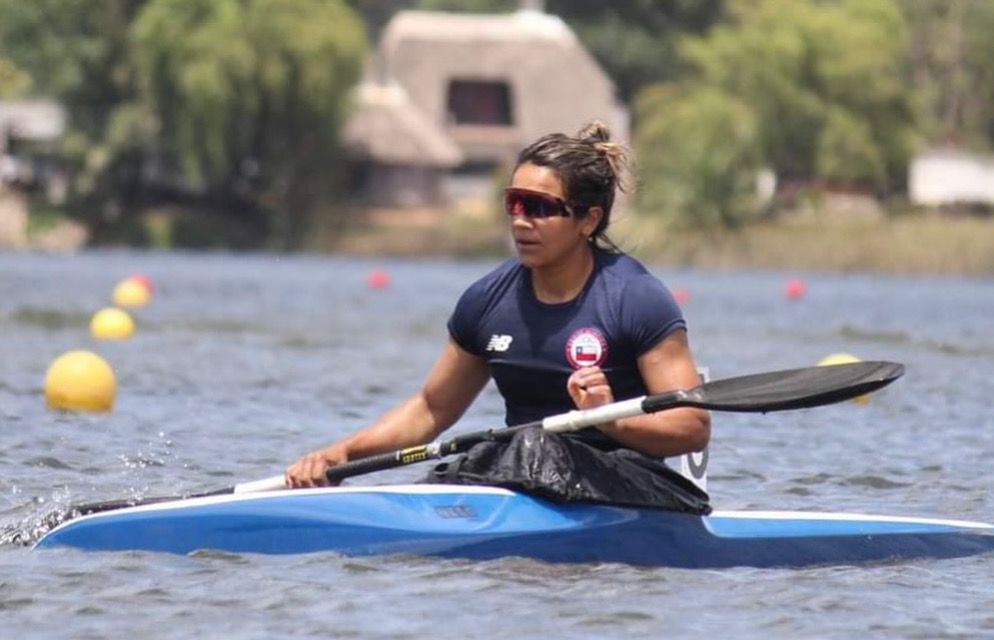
[448,248,686,435]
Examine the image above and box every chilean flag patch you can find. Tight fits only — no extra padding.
[564,327,608,369]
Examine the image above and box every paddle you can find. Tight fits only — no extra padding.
[6,360,902,544]
[323,360,903,481]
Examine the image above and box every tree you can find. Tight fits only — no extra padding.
[0,0,150,240]
[0,0,145,136]
[546,0,724,104]
[132,0,367,248]
[346,0,419,41]
[902,0,994,151]
[0,57,31,99]
[0,0,366,248]
[632,0,919,229]
[674,0,914,194]
[635,84,761,230]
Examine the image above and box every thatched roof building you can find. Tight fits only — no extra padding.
[343,82,462,168]
[379,9,625,164]
[343,82,463,207]
[343,7,626,206]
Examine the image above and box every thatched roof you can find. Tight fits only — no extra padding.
[382,8,574,44]
[343,81,463,168]
[374,9,625,165]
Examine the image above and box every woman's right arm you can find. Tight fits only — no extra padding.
[285,338,490,488]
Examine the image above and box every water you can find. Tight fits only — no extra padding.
[1,250,992,638]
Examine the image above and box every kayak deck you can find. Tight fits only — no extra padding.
[33,485,994,568]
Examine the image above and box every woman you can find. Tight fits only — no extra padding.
[286,122,710,492]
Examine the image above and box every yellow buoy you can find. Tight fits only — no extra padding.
[44,350,116,412]
[818,353,870,404]
[90,307,135,340]
[112,278,151,308]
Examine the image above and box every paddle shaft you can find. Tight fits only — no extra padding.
[323,396,654,481]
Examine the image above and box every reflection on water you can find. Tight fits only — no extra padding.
[1,250,992,639]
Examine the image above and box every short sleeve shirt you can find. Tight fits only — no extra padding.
[448,248,686,429]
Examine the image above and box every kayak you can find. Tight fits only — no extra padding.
[33,484,994,568]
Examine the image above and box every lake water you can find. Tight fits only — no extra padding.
[1,250,992,639]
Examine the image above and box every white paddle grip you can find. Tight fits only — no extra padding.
[233,475,287,494]
[541,397,646,433]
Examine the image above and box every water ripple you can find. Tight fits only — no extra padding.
[24,457,74,470]
[1,252,993,640]
[842,474,913,489]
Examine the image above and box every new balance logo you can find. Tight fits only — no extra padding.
[485,334,514,352]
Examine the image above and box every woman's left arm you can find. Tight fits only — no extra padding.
[569,329,710,457]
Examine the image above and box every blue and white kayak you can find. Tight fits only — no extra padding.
[33,485,994,568]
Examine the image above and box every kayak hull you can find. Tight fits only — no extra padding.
[34,485,994,568]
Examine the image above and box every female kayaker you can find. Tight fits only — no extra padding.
[286,121,710,490]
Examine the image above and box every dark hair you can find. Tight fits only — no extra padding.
[515,121,630,250]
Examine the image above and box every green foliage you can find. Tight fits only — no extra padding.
[0,57,31,98]
[816,107,885,186]
[345,0,419,40]
[633,0,919,231]
[635,84,761,230]
[0,0,145,138]
[676,0,914,192]
[132,0,366,185]
[548,0,723,103]
[901,0,994,151]
[0,0,150,242]
[133,0,367,248]
[0,0,365,249]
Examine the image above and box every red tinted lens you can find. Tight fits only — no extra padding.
[504,190,567,218]
[504,192,528,217]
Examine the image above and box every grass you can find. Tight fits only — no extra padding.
[614,212,994,275]
[25,199,68,236]
[325,204,994,276]
[311,201,509,258]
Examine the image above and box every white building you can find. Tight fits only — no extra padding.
[909,149,994,207]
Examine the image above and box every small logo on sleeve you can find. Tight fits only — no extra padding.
[485,334,514,352]
[565,327,607,369]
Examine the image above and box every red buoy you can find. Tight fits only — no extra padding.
[129,273,153,294]
[366,270,390,290]
[785,278,807,300]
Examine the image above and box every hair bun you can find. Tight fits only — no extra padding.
[576,120,611,144]
[575,121,630,194]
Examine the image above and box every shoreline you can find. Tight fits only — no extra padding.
[323,208,994,277]
[9,195,994,276]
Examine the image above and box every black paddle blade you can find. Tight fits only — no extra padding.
[646,361,904,413]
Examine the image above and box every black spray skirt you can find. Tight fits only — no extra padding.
[423,427,711,515]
